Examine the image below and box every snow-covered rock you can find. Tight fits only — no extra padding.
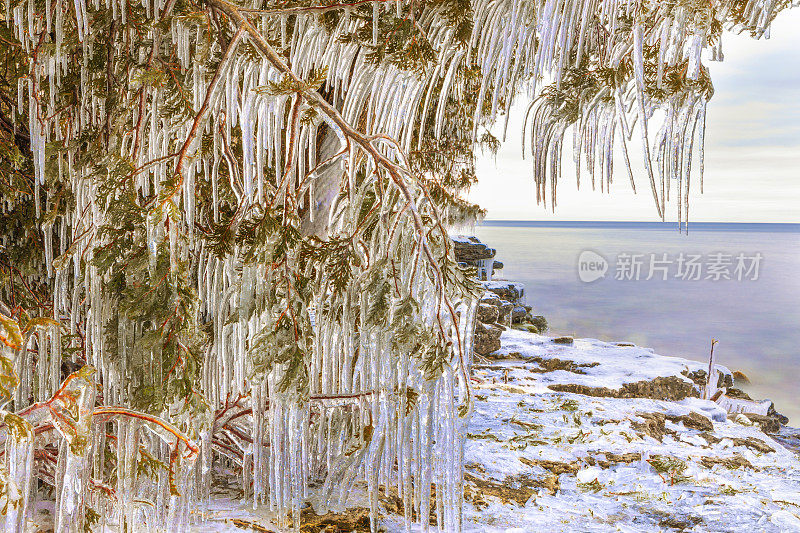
[462,329,800,532]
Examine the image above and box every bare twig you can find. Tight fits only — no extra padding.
[704,338,719,400]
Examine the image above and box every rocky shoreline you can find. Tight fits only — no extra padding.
[456,329,800,531]
[451,235,800,531]
[455,234,794,436]
[453,235,548,356]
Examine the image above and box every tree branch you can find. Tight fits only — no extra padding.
[160,25,245,210]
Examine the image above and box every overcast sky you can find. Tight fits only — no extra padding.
[468,11,800,222]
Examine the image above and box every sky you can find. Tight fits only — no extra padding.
[468,11,800,222]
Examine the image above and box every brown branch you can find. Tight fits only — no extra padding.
[93,406,200,459]
[158,25,245,211]
[239,0,400,17]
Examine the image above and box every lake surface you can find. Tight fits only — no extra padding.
[474,221,800,424]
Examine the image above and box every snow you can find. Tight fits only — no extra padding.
[483,281,525,290]
[460,329,800,532]
[451,235,480,244]
[491,329,720,391]
[482,281,526,302]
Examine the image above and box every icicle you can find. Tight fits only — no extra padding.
[632,22,663,219]
[698,102,706,194]
[372,1,379,47]
[3,415,34,533]
[686,32,705,80]
[711,39,724,61]
[72,0,88,42]
[52,368,95,532]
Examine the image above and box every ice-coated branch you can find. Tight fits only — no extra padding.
[166,26,246,210]
[0,368,199,531]
[207,0,472,406]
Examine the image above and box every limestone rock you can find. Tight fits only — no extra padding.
[632,412,668,441]
[474,321,502,355]
[484,281,525,302]
[732,370,751,384]
[681,368,734,389]
[767,404,790,425]
[511,305,528,323]
[480,291,502,306]
[477,303,499,324]
[526,356,599,374]
[700,454,754,470]
[739,413,780,433]
[529,315,548,333]
[548,375,697,402]
[519,457,579,475]
[452,236,496,262]
[478,292,514,323]
[666,411,714,432]
[496,300,514,323]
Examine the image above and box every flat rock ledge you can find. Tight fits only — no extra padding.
[461,329,800,532]
[547,375,697,402]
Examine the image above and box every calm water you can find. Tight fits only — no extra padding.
[474,221,800,425]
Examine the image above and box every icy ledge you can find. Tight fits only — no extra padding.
[450,329,800,532]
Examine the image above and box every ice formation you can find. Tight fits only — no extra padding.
[0,0,789,530]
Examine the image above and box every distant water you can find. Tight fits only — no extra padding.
[474,221,800,425]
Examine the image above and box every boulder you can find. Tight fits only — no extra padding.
[480,291,502,306]
[529,315,548,333]
[732,370,751,384]
[452,236,496,262]
[496,300,514,323]
[767,403,790,425]
[480,292,513,323]
[739,413,781,433]
[474,321,502,355]
[476,303,499,324]
[511,305,528,323]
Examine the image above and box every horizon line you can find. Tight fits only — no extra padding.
[479,220,800,224]
[475,220,800,231]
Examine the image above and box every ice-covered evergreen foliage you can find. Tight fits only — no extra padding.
[0,0,791,530]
